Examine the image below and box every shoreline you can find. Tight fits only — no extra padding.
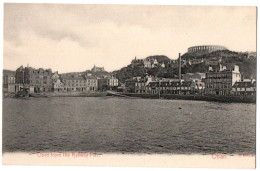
[4,91,256,103]
[108,91,256,103]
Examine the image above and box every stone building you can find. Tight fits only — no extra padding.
[232,80,256,96]
[3,73,15,93]
[52,78,64,92]
[61,75,97,92]
[85,75,98,91]
[15,66,52,93]
[98,76,118,90]
[188,45,228,53]
[204,64,241,96]
[91,65,104,72]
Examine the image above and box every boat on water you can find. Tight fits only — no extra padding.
[14,90,29,99]
[29,93,49,98]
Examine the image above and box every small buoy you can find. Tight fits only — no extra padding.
[178,107,182,109]
[190,112,192,115]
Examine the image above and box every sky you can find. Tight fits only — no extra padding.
[3,4,257,73]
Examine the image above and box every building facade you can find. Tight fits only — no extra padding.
[52,78,64,92]
[15,66,52,93]
[204,65,241,95]
[85,75,98,91]
[3,73,16,93]
[98,76,119,90]
[232,80,256,96]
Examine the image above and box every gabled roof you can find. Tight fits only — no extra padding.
[233,81,255,88]
[148,81,159,87]
[181,81,192,87]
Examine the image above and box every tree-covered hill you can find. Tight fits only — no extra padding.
[145,55,171,63]
[112,51,256,82]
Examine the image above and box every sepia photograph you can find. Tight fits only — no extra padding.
[2,2,257,169]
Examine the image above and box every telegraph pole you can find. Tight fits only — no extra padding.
[179,53,181,82]
[179,53,182,94]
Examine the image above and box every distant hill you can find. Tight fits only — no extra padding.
[112,55,175,82]
[180,50,248,60]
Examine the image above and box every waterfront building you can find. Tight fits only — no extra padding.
[15,66,52,93]
[52,78,64,92]
[3,73,15,93]
[183,72,206,82]
[159,81,189,95]
[85,75,98,91]
[61,74,98,92]
[98,76,118,90]
[62,75,86,91]
[146,81,160,94]
[125,77,142,93]
[134,75,157,93]
[135,81,147,93]
[190,80,205,94]
[232,80,256,96]
[204,64,241,95]
[180,81,192,94]
[134,78,193,95]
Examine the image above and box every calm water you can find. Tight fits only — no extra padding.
[2,97,256,154]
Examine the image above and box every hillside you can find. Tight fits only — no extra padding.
[113,51,256,82]
[145,55,171,63]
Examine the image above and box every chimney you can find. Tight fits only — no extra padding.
[241,75,244,81]
[179,53,181,82]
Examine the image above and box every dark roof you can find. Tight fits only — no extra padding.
[85,76,96,79]
[148,81,159,87]
[62,76,85,80]
[125,79,138,82]
[233,81,255,88]
[170,82,181,87]
[181,81,192,87]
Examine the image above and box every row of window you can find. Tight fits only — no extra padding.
[205,83,232,89]
[64,79,97,83]
[205,78,232,83]
[64,83,97,86]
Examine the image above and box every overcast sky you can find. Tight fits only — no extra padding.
[4,4,256,73]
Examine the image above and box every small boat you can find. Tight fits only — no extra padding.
[14,91,29,99]
[29,93,48,98]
